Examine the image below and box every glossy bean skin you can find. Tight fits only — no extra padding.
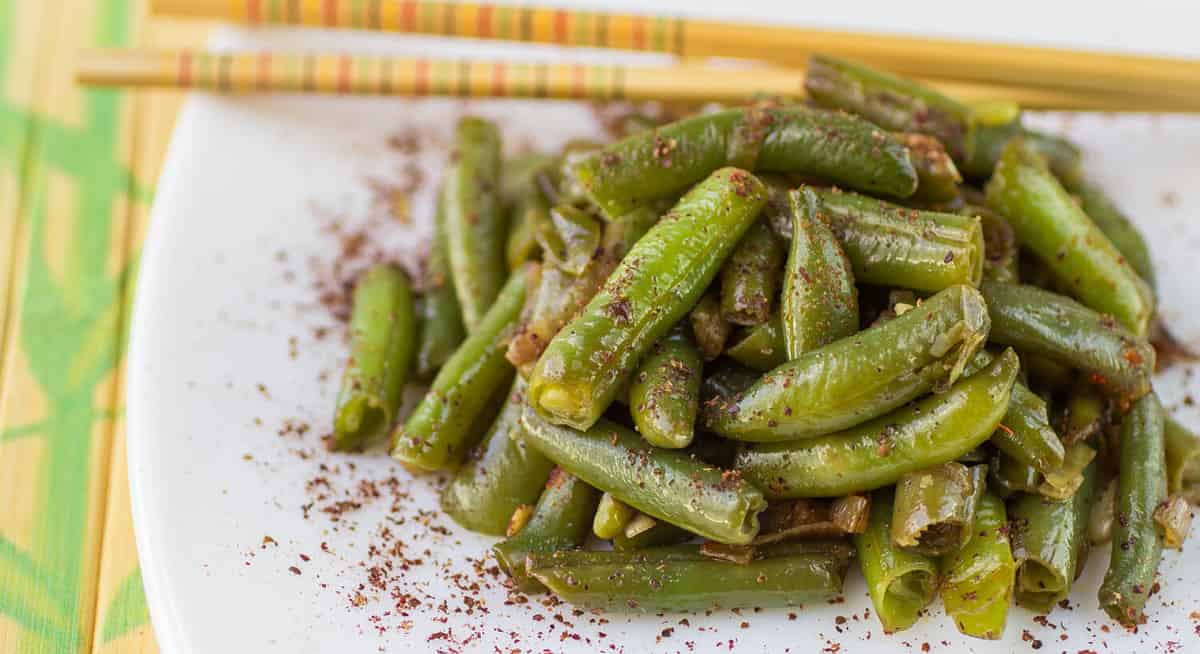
[782,189,859,359]
[813,189,984,293]
[960,121,1083,187]
[725,315,787,372]
[416,193,467,380]
[536,205,602,275]
[805,54,973,161]
[529,168,767,431]
[333,264,416,451]
[706,284,989,442]
[592,493,635,539]
[569,106,917,217]
[629,328,704,449]
[988,453,1042,499]
[690,288,733,361]
[1165,417,1200,497]
[390,268,528,471]
[440,378,554,535]
[963,350,1065,474]
[891,462,979,556]
[855,488,939,633]
[443,117,507,330]
[1009,461,1096,613]
[980,281,1154,406]
[986,139,1154,336]
[735,349,1018,498]
[895,132,963,204]
[492,468,600,593]
[1060,385,1107,446]
[520,407,767,544]
[939,493,1016,640]
[1099,393,1166,626]
[1077,182,1156,291]
[526,541,853,612]
[720,219,784,326]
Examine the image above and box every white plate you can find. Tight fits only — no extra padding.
[128,16,1200,654]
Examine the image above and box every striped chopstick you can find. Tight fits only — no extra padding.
[148,0,1200,112]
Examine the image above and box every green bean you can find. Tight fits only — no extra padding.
[443,117,506,330]
[690,287,733,361]
[492,467,600,593]
[720,219,784,326]
[520,406,766,544]
[963,350,1065,474]
[499,151,554,206]
[855,488,939,633]
[611,516,693,551]
[390,268,527,471]
[502,153,554,270]
[753,495,871,544]
[1010,460,1096,613]
[969,205,1019,283]
[440,378,554,535]
[529,168,767,430]
[706,284,989,442]
[536,205,602,275]
[986,139,1154,336]
[1024,129,1084,191]
[891,462,981,556]
[1038,442,1097,501]
[333,264,416,451]
[526,541,853,611]
[939,493,1016,640]
[569,106,917,217]
[1077,182,1156,291]
[629,327,703,449]
[895,132,963,203]
[1089,477,1117,545]
[725,316,787,372]
[1060,386,1107,446]
[1099,392,1166,626]
[980,281,1154,406]
[988,452,1042,499]
[416,194,467,380]
[804,54,973,161]
[735,348,1018,498]
[813,188,984,292]
[782,189,859,358]
[1154,495,1192,550]
[700,358,761,405]
[961,121,1083,186]
[592,492,635,540]
[1165,417,1200,497]
[506,207,660,374]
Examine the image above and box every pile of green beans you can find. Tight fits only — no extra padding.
[324,56,1192,639]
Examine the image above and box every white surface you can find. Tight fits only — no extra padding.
[128,10,1200,654]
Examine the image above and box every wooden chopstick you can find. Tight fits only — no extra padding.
[76,48,1164,111]
[148,0,1200,112]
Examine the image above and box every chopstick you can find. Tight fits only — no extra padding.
[76,48,1161,111]
[148,0,1200,112]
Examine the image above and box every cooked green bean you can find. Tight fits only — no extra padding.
[391,268,527,471]
[892,462,980,556]
[611,516,693,551]
[520,406,766,544]
[1077,182,1156,291]
[526,541,853,611]
[1099,392,1166,626]
[690,287,733,361]
[962,348,1065,475]
[720,219,784,326]
[443,117,506,330]
[895,132,963,203]
[970,205,1019,283]
[939,492,1016,640]
[529,168,767,430]
[986,139,1154,336]
[592,492,635,540]
[1154,495,1192,550]
[500,151,554,206]
[735,349,1018,498]
[700,358,761,405]
[782,188,859,358]
[855,488,939,633]
[416,194,467,380]
[1089,477,1117,545]
[725,315,787,371]
[629,327,703,449]
[492,467,600,593]
[569,106,917,217]
[1165,417,1200,497]
[1038,442,1096,501]
[1024,129,1084,191]
[753,495,871,544]
[961,120,1083,186]
[706,284,989,442]
[440,378,554,535]
[813,188,984,292]
[1010,460,1096,613]
[333,264,416,452]
[1060,386,1107,446]
[502,153,554,270]
[988,452,1042,499]
[805,54,973,161]
[980,281,1154,406]
[536,205,602,275]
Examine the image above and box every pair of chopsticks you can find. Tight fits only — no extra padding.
[76,0,1200,112]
